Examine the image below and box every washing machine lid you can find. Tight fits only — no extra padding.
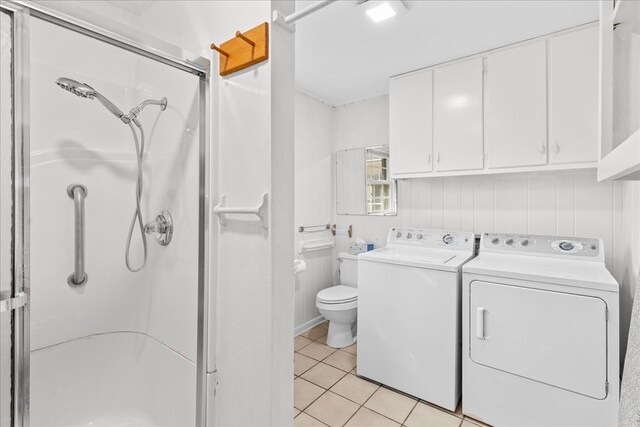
[317,285,358,304]
[358,246,473,272]
[463,254,619,292]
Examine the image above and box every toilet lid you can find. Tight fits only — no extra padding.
[317,285,358,304]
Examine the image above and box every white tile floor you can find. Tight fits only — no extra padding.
[294,322,491,427]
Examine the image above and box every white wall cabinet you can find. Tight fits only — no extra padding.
[389,70,433,176]
[485,40,548,169]
[433,58,484,172]
[550,26,599,165]
[390,24,599,179]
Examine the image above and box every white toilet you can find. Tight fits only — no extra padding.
[316,252,358,348]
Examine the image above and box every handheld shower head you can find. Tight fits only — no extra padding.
[55,77,126,122]
[56,77,95,98]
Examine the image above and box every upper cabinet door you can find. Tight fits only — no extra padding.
[550,26,599,165]
[433,58,484,172]
[486,41,548,169]
[389,70,433,176]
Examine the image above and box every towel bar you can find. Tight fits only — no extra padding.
[214,193,269,229]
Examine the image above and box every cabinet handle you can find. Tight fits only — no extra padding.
[538,143,546,156]
[553,140,560,154]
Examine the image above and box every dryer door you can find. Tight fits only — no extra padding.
[470,281,608,399]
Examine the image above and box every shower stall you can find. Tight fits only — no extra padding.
[0,1,210,425]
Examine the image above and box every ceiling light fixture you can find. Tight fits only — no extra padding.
[363,1,407,23]
[367,2,396,22]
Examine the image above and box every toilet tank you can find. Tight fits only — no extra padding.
[338,252,359,288]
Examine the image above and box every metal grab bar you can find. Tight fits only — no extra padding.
[298,223,330,233]
[67,183,88,286]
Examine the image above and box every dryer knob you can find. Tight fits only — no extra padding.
[520,239,529,247]
[416,234,423,240]
[396,231,402,238]
[490,237,499,245]
[442,234,454,244]
[505,238,514,246]
[406,232,413,239]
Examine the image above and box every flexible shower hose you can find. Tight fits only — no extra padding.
[125,121,148,272]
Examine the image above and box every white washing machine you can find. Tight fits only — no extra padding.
[463,233,619,426]
[358,228,476,411]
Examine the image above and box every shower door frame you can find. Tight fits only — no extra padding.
[0,1,211,425]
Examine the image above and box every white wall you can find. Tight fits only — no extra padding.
[614,181,640,366]
[294,91,335,330]
[140,1,296,425]
[330,94,639,366]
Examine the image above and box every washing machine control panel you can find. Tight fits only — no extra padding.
[388,228,474,249]
[481,233,601,258]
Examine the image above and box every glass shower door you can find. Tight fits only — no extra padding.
[1,5,29,426]
[27,13,203,427]
[0,10,13,425]
[1,3,209,424]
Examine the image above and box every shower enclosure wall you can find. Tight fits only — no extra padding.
[0,2,210,425]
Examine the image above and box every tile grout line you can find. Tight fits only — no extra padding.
[298,324,461,427]
[298,408,329,426]
[400,399,419,426]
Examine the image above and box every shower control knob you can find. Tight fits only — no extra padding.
[416,234,423,240]
[144,210,173,246]
[406,232,413,239]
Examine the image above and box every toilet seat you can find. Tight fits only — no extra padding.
[317,285,358,304]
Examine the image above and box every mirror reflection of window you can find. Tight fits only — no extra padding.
[366,147,393,215]
[336,145,396,216]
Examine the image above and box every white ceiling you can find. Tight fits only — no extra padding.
[107,1,155,15]
[295,0,599,106]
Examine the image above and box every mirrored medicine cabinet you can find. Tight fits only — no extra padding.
[336,145,397,216]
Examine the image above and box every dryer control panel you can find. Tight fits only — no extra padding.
[388,228,475,250]
[481,233,602,260]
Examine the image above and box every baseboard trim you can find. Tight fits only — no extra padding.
[294,316,325,337]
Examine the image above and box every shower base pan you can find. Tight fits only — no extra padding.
[30,331,195,426]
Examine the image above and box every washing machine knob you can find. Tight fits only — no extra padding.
[505,238,514,246]
[406,232,413,239]
[559,241,575,251]
[416,234,423,240]
[520,239,529,247]
[442,234,454,244]
[396,231,402,238]
[490,237,499,245]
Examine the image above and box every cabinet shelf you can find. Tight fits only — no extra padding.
[393,161,596,180]
[598,0,640,181]
[597,129,640,181]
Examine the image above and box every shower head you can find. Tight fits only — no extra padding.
[55,77,126,122]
